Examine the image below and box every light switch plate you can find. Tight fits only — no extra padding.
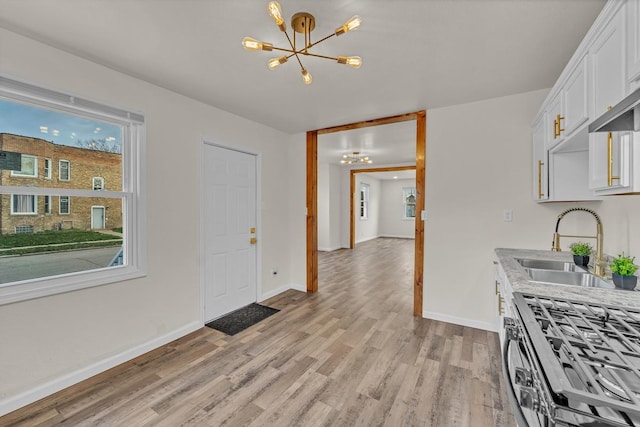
[503,209,513,222]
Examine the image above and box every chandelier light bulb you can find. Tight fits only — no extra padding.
[337,56,362,69]
[267,1,286,31]
[336,15,362,35]
[242,37,262,51]
[301,69,313,85]
[268,56,288,70]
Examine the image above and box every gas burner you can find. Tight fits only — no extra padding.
[560,324,603,344]
[596,368,640,402]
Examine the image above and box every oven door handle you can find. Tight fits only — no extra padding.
[502,337,530,427]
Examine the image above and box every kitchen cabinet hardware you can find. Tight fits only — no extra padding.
[537,160,545,199]
[607,131,621,186]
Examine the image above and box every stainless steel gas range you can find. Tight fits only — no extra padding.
[503,292,640,426]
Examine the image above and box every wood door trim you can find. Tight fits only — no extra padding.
[307,110,426,317]
[315,112,419,135]
[350,166,417,249]
[306,131,318,293]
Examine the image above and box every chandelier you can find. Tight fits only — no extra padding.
[242,1,362,85]
[340,152,372,165]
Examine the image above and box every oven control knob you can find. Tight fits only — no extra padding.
[519,386,540,412]
[504,317,521,341]
[514,367,533,387]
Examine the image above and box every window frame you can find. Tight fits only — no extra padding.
[0,75,147,306]
[44,158,52,179]
[59,159,70,181]
[93,176,105,191]
[44,195,51,214]
[403,187,417,220]
[10,194,38,215]
[58,195,70,215]
[359,182,369,220]
[10,154,38,178]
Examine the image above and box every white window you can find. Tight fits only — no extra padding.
[0,75,147,305]
[93,177,104,190]
[59,160,70,181]
[44,158,52,179]
[11,194,37,214]
[403,187,417,219]
[360,183,369,220]
[59,196,70,214]
[10,154,37,178]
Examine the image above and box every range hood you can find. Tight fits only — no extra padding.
[589,87,640,132]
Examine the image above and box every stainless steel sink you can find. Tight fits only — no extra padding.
[516,258,585,272]
[523,268,614,289]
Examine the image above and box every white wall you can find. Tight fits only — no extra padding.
[380,178,416,238]
[355,174,380,243]
[317,163,342,251]
[0,28,295,413]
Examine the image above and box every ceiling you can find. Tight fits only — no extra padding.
[0,0,606,165]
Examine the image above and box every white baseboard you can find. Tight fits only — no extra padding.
[422,310,498,333]
[318,246,341,252]
[355,235,380,244]
[259,283,306,302]
[379,234,415,239]
[0,320,202,417]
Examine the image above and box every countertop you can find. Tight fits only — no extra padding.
[495,248,640,310]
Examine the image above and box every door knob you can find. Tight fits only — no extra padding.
[250,237,257,245]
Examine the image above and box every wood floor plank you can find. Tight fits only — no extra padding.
[1,238,516,427]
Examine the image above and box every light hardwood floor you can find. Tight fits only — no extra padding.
[2,238,516,426]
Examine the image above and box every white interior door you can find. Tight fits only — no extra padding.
[203,143,257,322]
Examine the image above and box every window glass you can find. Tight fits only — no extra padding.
[10,154,37,177]
[44,158,51,179]
[59,196,70,214]
[59,160,70,181]
[11,194,37,214]
[403,187,417,219]
[93,177,104,191]
[360,183,369,220]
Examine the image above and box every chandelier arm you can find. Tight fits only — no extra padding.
[299,52,339,61]
[305,32,336,50]
[283,31,305,69]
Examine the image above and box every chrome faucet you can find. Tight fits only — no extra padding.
[551,207,606,277]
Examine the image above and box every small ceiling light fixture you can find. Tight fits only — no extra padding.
[340,152,372,165]
[242,1,362,85]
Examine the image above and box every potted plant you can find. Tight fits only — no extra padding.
[610,253,638,290]
[569,242,593,266]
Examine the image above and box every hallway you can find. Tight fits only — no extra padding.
[2,238,515,426]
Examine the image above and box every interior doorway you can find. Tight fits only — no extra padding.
[306,111,426,316]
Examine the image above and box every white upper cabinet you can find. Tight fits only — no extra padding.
[545,92,563,148]
[628,0,640,83]
[589,2,636,193]
[563,56,590,137]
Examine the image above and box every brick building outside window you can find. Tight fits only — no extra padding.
[0,133,122,234]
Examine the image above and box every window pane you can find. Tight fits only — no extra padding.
[11,194,36,214]
[0,100,123,190]
[59,160,70,181]
[0,196,124,284]
[10,154,37,177]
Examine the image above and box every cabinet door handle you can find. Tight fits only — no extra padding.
[607,131,620,187]
[537,160,545,199]
[553,119,558,139]
[495,280,499,295]
[556,114,564,136]
[498,295,505,315]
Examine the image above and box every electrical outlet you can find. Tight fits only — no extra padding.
[503,209,513,222]
[271,268,278,277]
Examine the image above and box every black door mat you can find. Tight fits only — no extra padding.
[206,303,280,336]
